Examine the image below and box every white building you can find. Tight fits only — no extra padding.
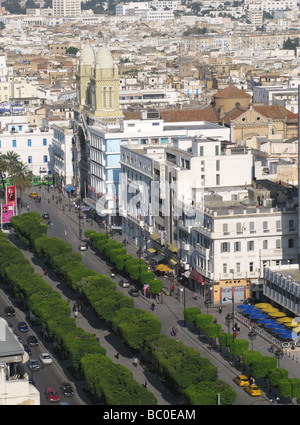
[52,0,81,17]
[0,318,40,405]
[0,119,53,178]
[52,123,74,187]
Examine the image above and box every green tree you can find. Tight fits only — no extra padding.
[9,161,33,209]
[66,47,79,55]
[184,380,237,405]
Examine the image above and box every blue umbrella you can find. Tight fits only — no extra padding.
[248,314,268,320]
[237,305,254,310]
[265,323,284,329]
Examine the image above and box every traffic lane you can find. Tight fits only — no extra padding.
[0,285,84,405]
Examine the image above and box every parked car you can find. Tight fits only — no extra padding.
[119,280,130,288]
[23,344,31,356]
[14,334,22,343]
[245,384,262,397]
[27,335,39,347]
[39,353,53,365]
[28,359,40,371]
[234,375,250,387]
[59,382,74,397]
[41,213,50,220]
[2,223,14,234]
[129,288,139,297]
[5,306,15,316]
[45,387,60,402]
[29,192,39,198]
[18,321,29,333]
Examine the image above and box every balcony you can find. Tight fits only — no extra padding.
[196,243,211,257]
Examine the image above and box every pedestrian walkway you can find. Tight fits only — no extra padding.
[21,188,300,404]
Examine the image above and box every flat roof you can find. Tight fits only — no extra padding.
[0,319,24,359]
[279,269,300,285]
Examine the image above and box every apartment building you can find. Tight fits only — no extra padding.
[52,0,81,17]
[0,119,53,177]
[187,180,298,304]
[52,122,74,187]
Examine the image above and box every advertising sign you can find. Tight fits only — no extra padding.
[6,185,16,207]
[1,204,14,223]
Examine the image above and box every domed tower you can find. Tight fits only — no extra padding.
[76,43,95,108]
[90,45,122,120]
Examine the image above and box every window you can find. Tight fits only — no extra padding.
[216,160,220,171]
[27,139,32,147]
[263,221,268,232]
[200,146,204,156]
[276,239,281,249]
[249,222,255,233]
[43,155,48,163]
[234,241,241,252]
[249,262,254,272]
[221,242,230,253]
[223,263,227,274]
[276,220,281,231]
[236,223,242,233]
[289,219,295,230]
[263,240,268,250]
[236,263,241,273]
[12,140,16,148]
[247,241,254,251]
[28,156,32,164]
[288,239,294,248]
[216,174,220,185]
[223,223,228,234]
[43,138,47,146]
[215,145,219,156]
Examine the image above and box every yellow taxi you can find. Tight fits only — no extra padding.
[234,375,250,387]
[245,384,262,397]
[29,192,39,198]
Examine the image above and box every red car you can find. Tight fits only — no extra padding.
[45,387,60,402]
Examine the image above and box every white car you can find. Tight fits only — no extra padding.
[39,353,53,365]
[78,243,87,251]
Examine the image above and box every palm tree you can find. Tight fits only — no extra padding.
[9,161,33,211]
[1,151,21,176]
[0,154,8,198]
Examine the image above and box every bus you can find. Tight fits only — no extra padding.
[30,176,42,186]
[42,174,54,186]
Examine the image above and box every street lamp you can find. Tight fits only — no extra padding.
[204,298,211,314]
[274,349,284,368]
[223,295,235,340]
[248,330,257,350]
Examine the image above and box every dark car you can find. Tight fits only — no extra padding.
[5,306,15,316]
[28,359,40,371]
[18,321,29,333]
[59,382,74,397]
[42,213,50,220]
[7,322,14,331]
[23,344,31,356]
[129,288,139,297]
[27,335,39,347]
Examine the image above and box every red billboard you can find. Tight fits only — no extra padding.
[6,185,16,207]
[1,204,14,223]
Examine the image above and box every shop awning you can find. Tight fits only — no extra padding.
[65,185,76,193]
[189,269,204,284]
[153,253,165,263]
[148,248,156,254]
[167,243,178,253]
[156,264,172,272]
[169,259,178,266]
[150,233,160,241]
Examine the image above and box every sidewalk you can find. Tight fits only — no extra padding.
[24,188,300,404]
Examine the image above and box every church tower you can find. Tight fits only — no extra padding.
[76,43,95,109]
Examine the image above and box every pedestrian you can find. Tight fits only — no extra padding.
[27,205,29,211]
[115,351,119,359]
[151,302,155,311]
[172,284,175,293]
[44,268,48,276]
[50,221,53,226]
[64,229,67,235]
[219,305,222,314]
[133,356,138,367]
[74,311,78,318]
[143,379,147,389]
[234,331,237,338]
[194,292,198,300]
[213,317,217,324]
